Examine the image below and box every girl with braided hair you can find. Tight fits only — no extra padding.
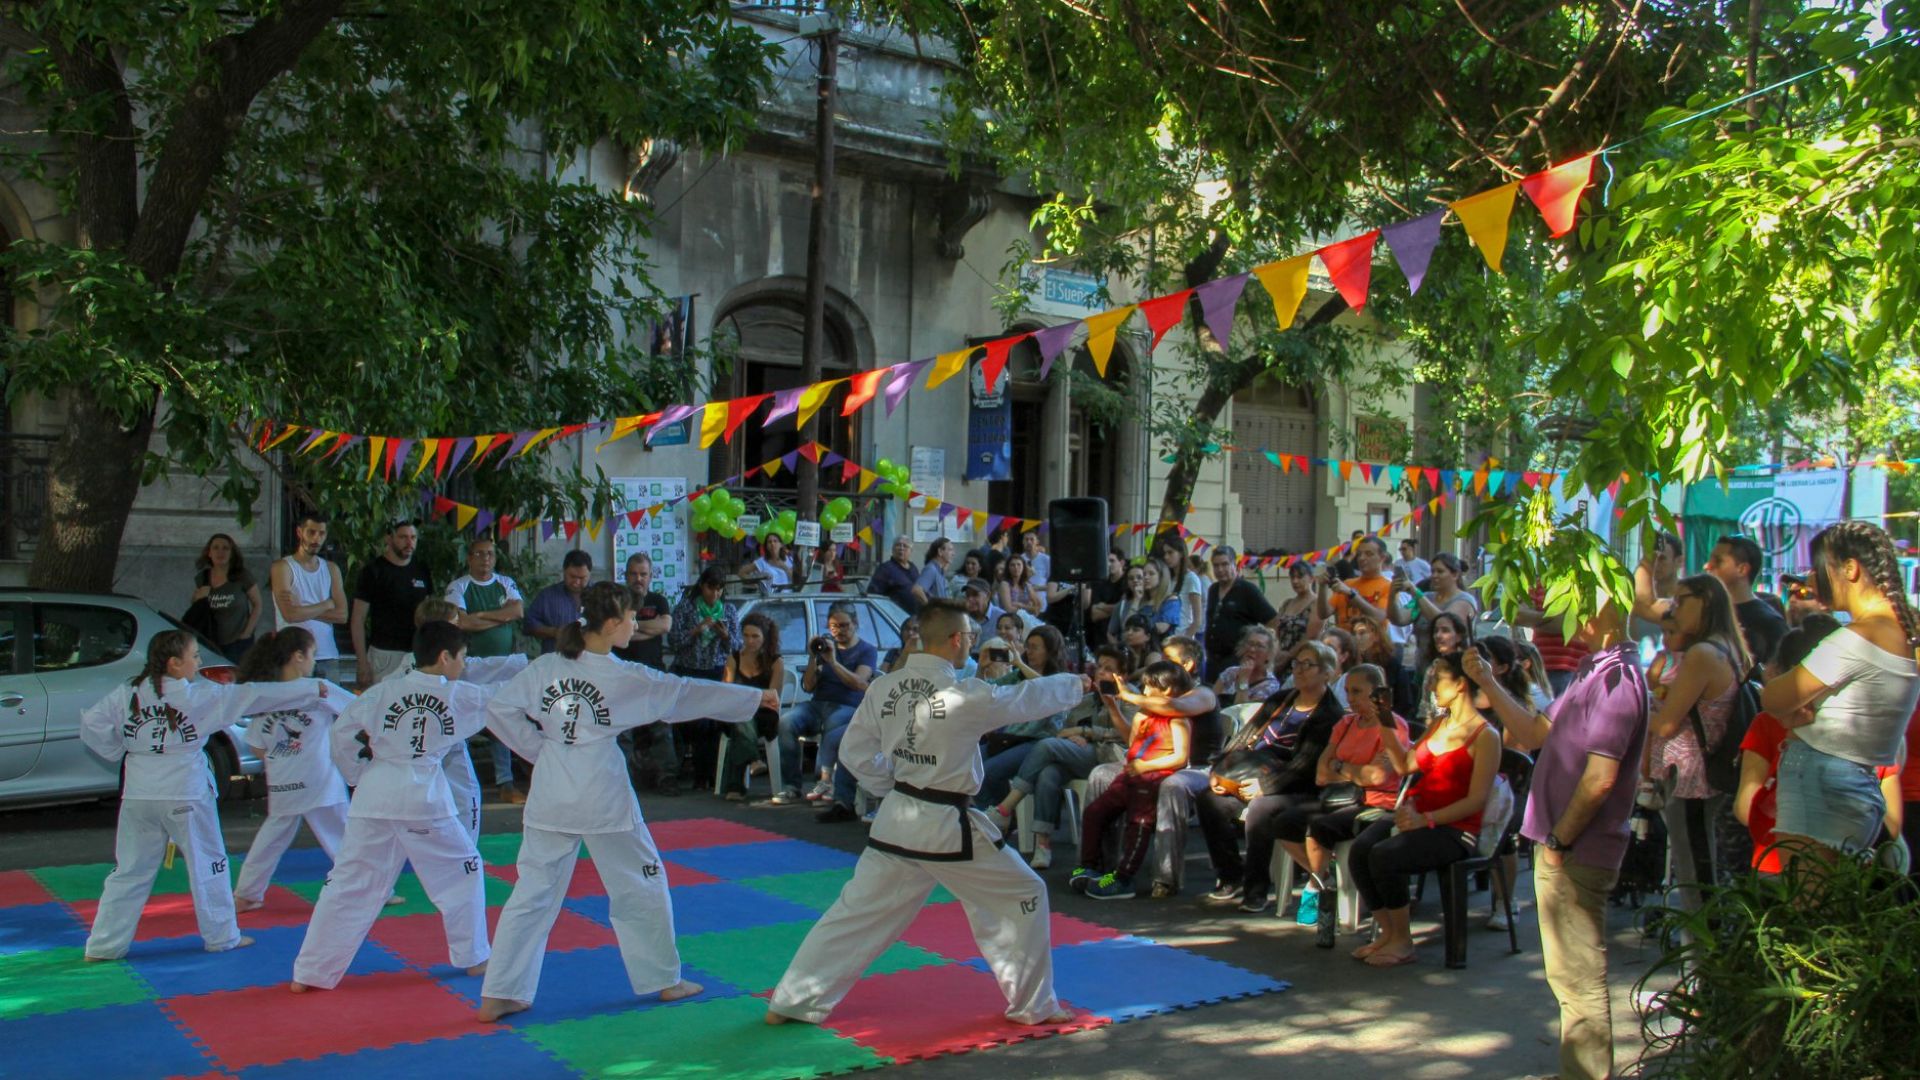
[1762,520,1920,864]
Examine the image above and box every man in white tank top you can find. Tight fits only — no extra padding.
[270,511,349,674]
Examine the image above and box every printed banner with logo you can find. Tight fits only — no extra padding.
[1682,469,1848,576]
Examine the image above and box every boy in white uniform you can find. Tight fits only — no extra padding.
[79,631,333,959]
[477,583,778,1021]
[767,599,1089,1026]
[409,597,529,843]
[289,621,500,991]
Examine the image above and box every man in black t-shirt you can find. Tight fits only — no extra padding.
[1705,534,1787,670]
[1045,546,1131,649]
[351,520,434,688]
[614,552,681,793]
[1203,546,1278,681]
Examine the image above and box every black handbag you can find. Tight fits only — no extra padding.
[1210,745,1282,799]
[1319,782,1364,810]
[180,598,219,642]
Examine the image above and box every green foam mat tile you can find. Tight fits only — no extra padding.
[32,861,197,903]
[677,920,947,994]
[0,946,154,1020]
[740,868,952,911]
[284,869,514,916]
[477,833,589,868]
[522,993,889,1079]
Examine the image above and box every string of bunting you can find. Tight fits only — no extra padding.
[247,151,1604,472]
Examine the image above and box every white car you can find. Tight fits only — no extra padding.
[0,590,262,809]
[731,590,911,708]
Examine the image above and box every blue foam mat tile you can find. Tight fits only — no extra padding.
[669,881,827,937]
[231,1029,563,1080]
[239,844,337,884]
[127,924,407,998]
[971,935,1289,1022]
[434,946,747,1027]
[663,839,859,881]
[0,1001,214,1080]
[0,901,88,956]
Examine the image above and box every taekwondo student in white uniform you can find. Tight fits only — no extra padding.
[290,621,500,991]
[393,638,530,844]
[79,630,333,960]
[767,599,1090,1027]
[227,627,358,910]
[476,583,780,1021]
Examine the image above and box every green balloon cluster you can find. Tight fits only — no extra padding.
[755,509,800,545]
[819,496,854,532]
[690,489,748,540]
[873,458,913,499]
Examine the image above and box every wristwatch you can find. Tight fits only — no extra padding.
[1545,832,1570,853]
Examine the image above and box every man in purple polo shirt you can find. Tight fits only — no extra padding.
[1467,600,1647,1080]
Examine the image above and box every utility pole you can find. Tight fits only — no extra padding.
[796,18,839,530]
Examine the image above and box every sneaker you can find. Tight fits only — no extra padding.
[769,788,803,806]
[983,807,1013,833]
[1206,880,1244,904]
[1028,844,1052,871]
[498,786,526,806]
[1085,873,1136,901]
[1486,910,1511,932]
[1237,889,1272,914]
[805,780,833,802]
[1295,888,1321,927]
[1149,881,1177,900]
[1068,866,1097,894]
[816,802,858,824]
[860,806,879,823]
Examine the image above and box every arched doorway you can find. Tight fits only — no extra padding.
[1231,382,1319,552]
[707,280,872,492]
[989,328,1133,521]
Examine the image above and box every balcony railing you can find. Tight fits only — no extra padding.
[0,433,53,561]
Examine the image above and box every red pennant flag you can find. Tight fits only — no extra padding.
[841,368,889,417]
[627,509,646,527]
[382,438,402,480]
[797,442,821,464]
[1318,231,1378,312]
[1519,154,1596,238]
[980,334,1028,394]
[1137,289,1194,351]
[955,507,972,527]
[433,439,454,479]
[431,496,458,517]
[1423,467,1440,491]
[840,459,861,482]
[562,521,579,541]
[724,393,772,443]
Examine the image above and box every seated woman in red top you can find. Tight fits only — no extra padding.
[1349,649,1501,968]
[1737,615,1904,873]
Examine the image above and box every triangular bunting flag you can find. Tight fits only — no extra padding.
[596,413,655,451]
[1082,305,1136,377]
[265,424,303,452]
[763,455,783,478]
[1519,154,1596,238]
[297,429,330,454]
[324,434,357,460]
[840,459,861,482]
[927,347,978,391]
[453,504,478,530]
[1385,464,1404,489]
[516,427,562,458]
[431,496,457,518]
[646,404,698,444]
[796,380,845,429]
[782,450,801,470]
[1487,469,1507,493]
[541,520,556,541]
[467,434,503,469]
[1137,289,1194,351]
[1033,321,1079,381]
[1194,274,1248,348]
[445,437,475,475]
[1318,231,1379,312]
[980,335,1027,395]
[1451,182,1520,272]
[856,469,878,493]
[1251,255,1311,330]
[1440,468,1456,491]
[883,359,930,415]
[821,451,844,468]
[765,386,806,426]
[1424,467,1440,491]
[724,393,772,442]
[1381,210,1445,296]
[584,519,602,542]
[955,507,971,527]
[412,438,440,480]
[627,509,647,527]
[562,521,579,541]
[471,510,495,535]
[364,436,387,481]
[386,438,410,480]
[985,514,1004,537]
[841,369,890,417]
[697,401,729,449]
[797,442,821,464]
[1338,460,1353,481]
[496,430,539,465]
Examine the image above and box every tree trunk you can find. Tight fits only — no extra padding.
[1155,293,1350,527]
[28,396,155,590]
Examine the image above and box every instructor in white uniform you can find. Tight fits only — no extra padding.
[767,599,1090,1027]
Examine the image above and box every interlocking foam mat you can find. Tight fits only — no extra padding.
[0,818,1287,1078]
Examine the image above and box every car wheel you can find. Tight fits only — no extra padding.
[205,737,242,802]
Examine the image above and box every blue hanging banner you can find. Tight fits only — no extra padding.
[965,358,1011,482]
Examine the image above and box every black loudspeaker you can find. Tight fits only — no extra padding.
[1048,497,1110,583]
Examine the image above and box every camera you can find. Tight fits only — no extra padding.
[809,635,835,658]
[1097,674,1121,695]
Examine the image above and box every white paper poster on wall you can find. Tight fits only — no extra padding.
[909,446,946,510]
[612,477,689,593]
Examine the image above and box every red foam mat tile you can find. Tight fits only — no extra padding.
[164,969,482,1070]
[71,887,313,943]
[486,857,720,894]
[0,869,55,908]
[819,962,1108,1062]
[900,902,1123,962]
[369,907,615,969]
[644,818,787,851]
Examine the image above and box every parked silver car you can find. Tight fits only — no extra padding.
[0,590,263,809]
[729,589,910,709]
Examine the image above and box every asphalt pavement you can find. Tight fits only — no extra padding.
[0,791,1673,1079]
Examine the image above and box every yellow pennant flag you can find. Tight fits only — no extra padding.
[697,401,729,449]
[596,415,644,451]
[857,469,879,493]
[1251,255,1311,330]
[301,431,335,455]
[364,436,387,482]
[585,518,604,542]
[411,438,440,480]
[517,427,562,457]
[264,425,303,452]
[796,379,844,430]
[763,454,784,479]
[1083,306,1135,377]
[926,348,976,392]
[1450,182,1520,273]
[453,504,478,530]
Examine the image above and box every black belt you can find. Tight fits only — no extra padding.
[867,781,1006,863]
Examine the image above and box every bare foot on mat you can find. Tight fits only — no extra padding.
[658,980,703,1002]
[477,997,530,1022]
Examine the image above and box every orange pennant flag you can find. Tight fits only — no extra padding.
[1251,255,1311,330]
[796,379,845,429]
[926,348,977,391]
[1451,182,1520,272]
[1519,154,1596,238]
[1083,305,1136,376]
[841,368,889,417]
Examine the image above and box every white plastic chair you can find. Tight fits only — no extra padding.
[1268,838,1364,931]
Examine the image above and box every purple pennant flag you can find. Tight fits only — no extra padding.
[782,450,801,470]
[495,430,538,468]
[984,513,1005,536]
[821,451,844,469]
[471,510,495,535]
[541,520,557,541]
[296,429,329,454]
[1381,210,1445,296]
[445,437,476,475]
[1194,274,1249,348]
[389,439,415,478]
[1033,322,1079,381]
[765,386,806,426]
[884,359,930,416]
[647,403,698,443]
